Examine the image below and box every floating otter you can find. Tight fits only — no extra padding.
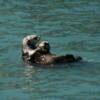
[29,41,82,65]
[22,35,82,65]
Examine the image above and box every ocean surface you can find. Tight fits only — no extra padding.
[0,0,100,100]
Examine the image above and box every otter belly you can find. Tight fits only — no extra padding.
[34,54,55,65]
[30,54,82,65]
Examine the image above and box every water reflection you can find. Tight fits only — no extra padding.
[22,65,41,92]
[21,61,100,99]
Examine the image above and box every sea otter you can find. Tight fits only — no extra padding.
[29,41,82,65]
[22,35,82,65]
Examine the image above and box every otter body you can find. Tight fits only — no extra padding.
[28,44,82,65]
[22,35,82,66]
[29,53,82,65]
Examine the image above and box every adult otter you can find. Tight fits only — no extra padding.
[29,41,82,65]
[22,35,82,65]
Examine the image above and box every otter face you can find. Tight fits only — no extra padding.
[22,35,41,60]
[23,35,40,50]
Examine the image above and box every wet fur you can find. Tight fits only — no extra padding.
[22,35,82,65]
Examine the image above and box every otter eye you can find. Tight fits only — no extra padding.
[27,40,31,44]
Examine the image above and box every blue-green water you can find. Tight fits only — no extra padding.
[0,0,100,99]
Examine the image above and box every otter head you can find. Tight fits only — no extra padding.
[22,35,40,61]
[23,35,40,50]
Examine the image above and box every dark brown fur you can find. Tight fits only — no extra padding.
[28,48,82,65]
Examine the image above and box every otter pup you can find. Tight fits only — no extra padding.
[29,41,82,65]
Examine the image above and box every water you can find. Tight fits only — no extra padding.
[0,0,100,99]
